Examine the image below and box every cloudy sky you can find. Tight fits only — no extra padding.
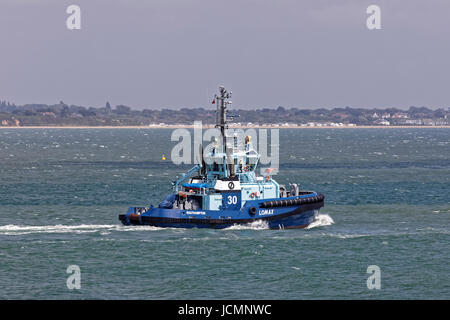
[1,0,449,109]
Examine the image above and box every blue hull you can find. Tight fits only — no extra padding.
[119,194,324,230]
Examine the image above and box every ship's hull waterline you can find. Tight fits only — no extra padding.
[119,194,324,229]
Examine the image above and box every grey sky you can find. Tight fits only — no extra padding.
[1,0,449,109]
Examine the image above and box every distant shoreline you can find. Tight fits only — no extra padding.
[1,125,449,129]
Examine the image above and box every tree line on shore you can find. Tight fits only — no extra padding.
[0,100,448,126]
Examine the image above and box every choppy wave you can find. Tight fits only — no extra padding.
[225,220,269,230]
[0,214,333,235]
[224,214,334,231]
[306,213,335,229]
[2,219,335,235]
[0,224,164,235]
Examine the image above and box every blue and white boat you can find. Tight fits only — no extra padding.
[119,86,325,229]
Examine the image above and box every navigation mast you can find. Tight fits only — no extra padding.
[213,86,234,177]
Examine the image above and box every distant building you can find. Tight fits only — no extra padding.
[404,119,422,125]
[42,112,56,117]
[375,119,390,126]
[435,119,448,125]
[392,112,408,119]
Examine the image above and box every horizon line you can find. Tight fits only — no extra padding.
[1,100,448,111]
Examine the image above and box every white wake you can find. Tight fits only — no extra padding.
[305,213,335,229]
[225,220,270,230]
[0,224,164,235]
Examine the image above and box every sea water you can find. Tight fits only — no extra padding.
[0,128,448,299]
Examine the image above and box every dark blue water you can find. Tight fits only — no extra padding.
[0,128,449,299]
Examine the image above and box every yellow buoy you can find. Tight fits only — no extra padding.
[162,154,166,160]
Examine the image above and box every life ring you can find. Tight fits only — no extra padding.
[244,166,249,172]
[250,192,256,198]
[265,176,271,182]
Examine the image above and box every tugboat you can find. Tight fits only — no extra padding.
[119,86,325,229]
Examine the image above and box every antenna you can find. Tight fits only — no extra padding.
[215,86,232,146]
[214,86,234,177]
